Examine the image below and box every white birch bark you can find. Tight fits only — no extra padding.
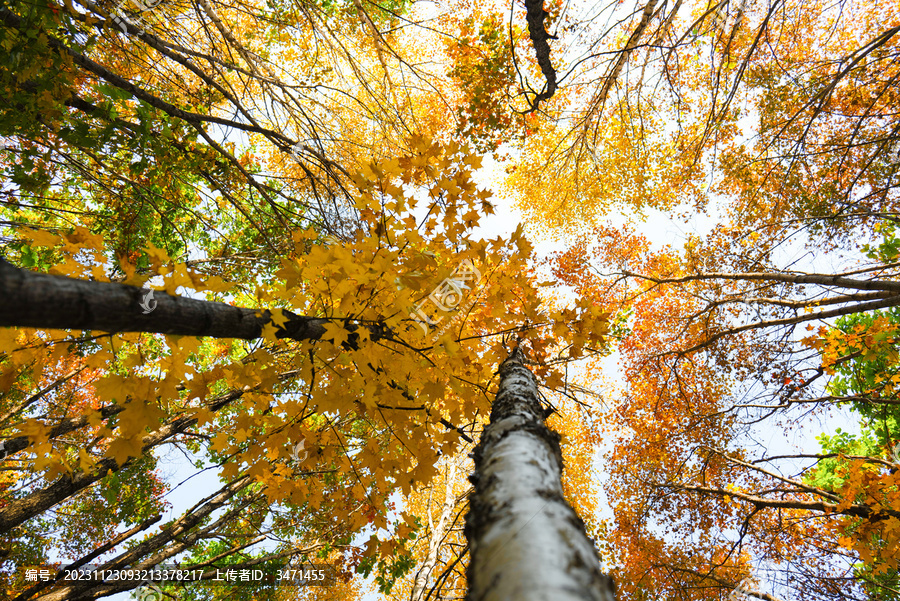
[411,459,459,601]
[465,347,616,601]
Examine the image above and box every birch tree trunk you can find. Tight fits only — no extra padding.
[411,459,459,601]
[465,347,615,601]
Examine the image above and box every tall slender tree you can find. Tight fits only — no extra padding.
[465,346,616,601]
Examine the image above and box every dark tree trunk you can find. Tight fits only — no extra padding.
[465,347,616,601]
[0,258,382,345]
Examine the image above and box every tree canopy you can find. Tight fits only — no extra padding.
[1,0,899,599]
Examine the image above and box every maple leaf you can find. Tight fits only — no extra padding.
[322,321,350,348]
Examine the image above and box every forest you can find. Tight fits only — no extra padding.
[0,0,898,599]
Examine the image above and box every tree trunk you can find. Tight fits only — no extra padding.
[465,347,615,601]
[0,257,382,345]
[411,459,459,601]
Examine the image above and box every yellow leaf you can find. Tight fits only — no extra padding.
[95,374,127,404]
[118,254,137,282]
[65,226,105,249]
[464,154,483,169]
[145,242,171,269]
[211,432,231,452]
[22,228,62,248]
[322,322,349,348]
[107,436,143,465]
[202,275,234,293]
[260,321,281,342]
[269,308,290,329]
[90,264,109,281]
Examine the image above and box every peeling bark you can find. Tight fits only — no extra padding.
[0,258,385,346]
[465,347,615,601]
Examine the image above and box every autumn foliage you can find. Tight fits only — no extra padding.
[2,0,900,599]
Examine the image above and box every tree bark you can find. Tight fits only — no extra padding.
[464,347,615,601]
[411,459,459,601]
[524,0,558,111]
[0,257,382,345]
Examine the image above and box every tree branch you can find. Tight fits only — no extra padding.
[523,0,558,112]
[0,257,388,346]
